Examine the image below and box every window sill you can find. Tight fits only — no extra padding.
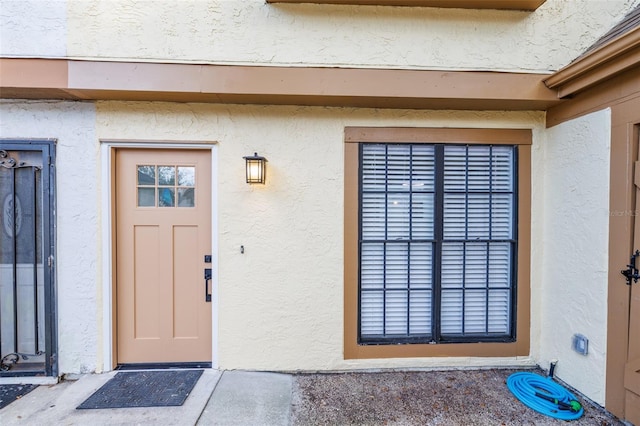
[266,0,546,11]
[345,341,529,359]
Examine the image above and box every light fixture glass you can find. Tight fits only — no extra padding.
[243,152,267,184]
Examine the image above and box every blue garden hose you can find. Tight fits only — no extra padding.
[507,372,584,420]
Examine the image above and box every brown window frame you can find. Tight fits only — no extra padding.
[344,127,531,359]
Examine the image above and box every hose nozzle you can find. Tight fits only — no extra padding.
[534,392,582,412]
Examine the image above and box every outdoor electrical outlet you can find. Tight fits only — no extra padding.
[572,334,589,355]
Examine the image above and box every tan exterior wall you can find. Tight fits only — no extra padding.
[66,0,639,72]
[2,0,631,404]
[0,96,613,406]
[95,101,545,371]
[538,109,612,405]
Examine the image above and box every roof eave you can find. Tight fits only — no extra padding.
[544,26,640,98]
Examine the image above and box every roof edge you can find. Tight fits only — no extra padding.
[544,26,640,98]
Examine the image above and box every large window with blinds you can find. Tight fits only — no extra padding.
[358,143,517,345]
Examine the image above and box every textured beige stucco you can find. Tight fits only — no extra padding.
[66,0,640,72]
[95,101,545,371]
[539,109,611,405]
[0,0,625,404]
[0,100,99,374]
[0,0,67,57]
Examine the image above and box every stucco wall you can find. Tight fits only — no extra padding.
[539,109,611,405]
[2,0,638,72]
[0,101,610,407]
[66,0,640,72]
[0,98,611,403]
[95,101,545,372]
[0,0,67,57]
[0,100,99,374]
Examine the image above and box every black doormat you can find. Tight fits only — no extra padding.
[0,384,38,409]
[77,370,203,409]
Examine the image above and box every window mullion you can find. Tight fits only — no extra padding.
[485,241,490,334]
[407,145,413,336]
[465,146,469,241]
[433,145,444,342]
[486,146,494,334]
[462,146,471,336]
[489,145,494,240]
[383,144,389,337]
[510,147,519,339]
[357,144,364,342]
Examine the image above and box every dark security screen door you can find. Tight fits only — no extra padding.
[0,141,56,377]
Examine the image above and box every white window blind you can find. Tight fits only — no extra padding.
[359,143,516,343]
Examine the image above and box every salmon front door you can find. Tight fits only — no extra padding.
[115,149,212,365]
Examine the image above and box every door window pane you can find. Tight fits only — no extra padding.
[177,188,195,207]
[178,167,195,186]
[138,188,156,207]
[137,164,196,208]
[159,188,175,207]
[158,166,175,186]
[137,166,155,185]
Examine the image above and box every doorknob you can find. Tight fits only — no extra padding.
[621,249,640,285]
[204,268,212,302]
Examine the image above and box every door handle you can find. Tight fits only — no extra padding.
[621,249,640,285]
[204,268,212,302]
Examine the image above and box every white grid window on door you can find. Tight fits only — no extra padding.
[137,165,196,208]
[359,143,516,344]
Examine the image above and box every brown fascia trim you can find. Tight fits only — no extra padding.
[266,0,546,11]
[545,64,639,128]
[544,26,640,98]
[0,58,560,110]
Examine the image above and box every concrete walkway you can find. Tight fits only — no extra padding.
[1,368,625,425]
[198,371,292,425]
[0,370,292,426]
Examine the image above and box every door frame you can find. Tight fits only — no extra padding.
[606,96,640,419]
[0,139,57,378]
[100,141,218,372]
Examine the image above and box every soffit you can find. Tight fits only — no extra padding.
[265,0,546,10]
[0,58,560,111]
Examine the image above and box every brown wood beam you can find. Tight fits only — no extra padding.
[266,0,546,10]
[0,58,560,111]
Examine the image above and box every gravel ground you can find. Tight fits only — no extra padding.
[290,369,623,426]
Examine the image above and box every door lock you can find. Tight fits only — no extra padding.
[621,249,640,285]
[204,268,212,302]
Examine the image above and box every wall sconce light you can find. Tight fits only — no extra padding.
[243,152,267,184]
